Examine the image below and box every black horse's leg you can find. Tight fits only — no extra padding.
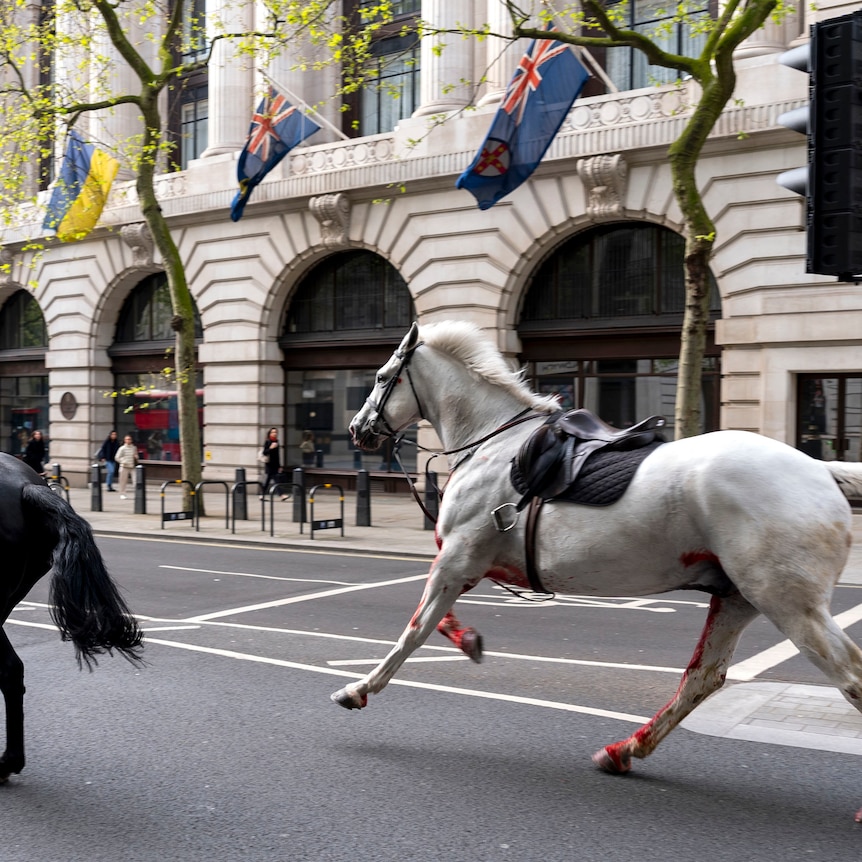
[0,627,25,781]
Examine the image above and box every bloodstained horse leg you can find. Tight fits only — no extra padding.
[593,591,759,774]
[0,627,25,782]
[437,609,483,663]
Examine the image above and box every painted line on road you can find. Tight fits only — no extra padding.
[12,602,689,675]
[143,636,651,725]
[329,656,471,665]
[95,531,435,562]
[160,564,358,586]
[728,601,862,682]
[183,573,428,622]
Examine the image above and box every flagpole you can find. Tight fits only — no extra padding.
[543,0,619,93]
[259,69,351,142]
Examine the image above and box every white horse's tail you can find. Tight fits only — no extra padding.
[823,461,862,499]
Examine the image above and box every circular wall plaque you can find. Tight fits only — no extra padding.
[60,392,78,420]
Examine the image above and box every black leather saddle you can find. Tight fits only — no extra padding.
[511,408,666,510]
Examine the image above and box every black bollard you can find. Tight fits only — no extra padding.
[423,471,439,530]
[353,449,362,470]
[90,462,103,512]
[315,448,324,468]
[134,463,146,514]
[234,466,248,520]
[356,469,371,526]
[292,467,306,523]
[50,462,61,482]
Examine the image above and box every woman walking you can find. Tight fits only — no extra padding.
[96,429,121,491]
[260,427,288,501]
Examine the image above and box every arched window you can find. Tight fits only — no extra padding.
[281,251,416,479]
[286,250,413,336]
[109,273,203,465]
[0,290,49,456]
[0,290,47,349]
[521,222,719,325]
[115,272,202,343]
[519,223,721,437]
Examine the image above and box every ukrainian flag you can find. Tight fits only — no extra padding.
[42,130,120,242]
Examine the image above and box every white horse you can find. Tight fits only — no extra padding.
[333,320,862,821]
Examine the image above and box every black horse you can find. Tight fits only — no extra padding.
[0,454,143,782]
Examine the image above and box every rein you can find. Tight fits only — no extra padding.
[392,407,543,525]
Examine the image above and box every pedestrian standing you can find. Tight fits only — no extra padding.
[22,430,46,474]
[96,429,120,491]
[115,434,138,499]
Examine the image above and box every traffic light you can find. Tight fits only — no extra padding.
[777,12,862,281]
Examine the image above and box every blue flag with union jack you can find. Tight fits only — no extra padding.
[230,85,321,221]
[456,38,589,210]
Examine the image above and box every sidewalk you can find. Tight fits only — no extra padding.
[68,482,441,559]
[65,481,862,755]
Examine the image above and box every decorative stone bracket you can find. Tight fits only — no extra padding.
[577,154,628,221]
[310,193,351,248]
[0,248,13,288]
[120,222,155,267]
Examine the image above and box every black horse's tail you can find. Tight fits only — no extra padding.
[22,483,144,668]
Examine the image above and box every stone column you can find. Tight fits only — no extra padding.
[201,0,254,157]
[734,3,805,57]
[478,0,527,107]
[413,0,474,117]
[261,5,335,143]
[89,6,156,178]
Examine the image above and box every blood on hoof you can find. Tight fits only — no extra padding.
[592,743,631,774]
[331,687,368,710]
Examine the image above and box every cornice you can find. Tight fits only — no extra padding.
[1,92,807,244]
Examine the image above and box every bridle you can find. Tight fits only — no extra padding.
[362,340,427,441]
[360,340,544,522]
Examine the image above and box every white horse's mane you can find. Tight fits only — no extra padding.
[417,321,560,413]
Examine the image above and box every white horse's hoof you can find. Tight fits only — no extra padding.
[461,628,483,663]
[331,687,368,710]
[592,745,631,774]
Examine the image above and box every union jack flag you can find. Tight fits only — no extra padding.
[456,37,589,210]
[230,85,321,222]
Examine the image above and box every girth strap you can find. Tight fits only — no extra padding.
[524,495,551,595]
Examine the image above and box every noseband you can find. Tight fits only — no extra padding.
[364,341,427,440]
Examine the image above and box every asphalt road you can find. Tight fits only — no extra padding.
[3,535,862,861]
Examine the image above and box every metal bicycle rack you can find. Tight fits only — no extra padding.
[301,483,345,539]
[193,480,230,531]
[266,481,294,537]
[160,479,195,527]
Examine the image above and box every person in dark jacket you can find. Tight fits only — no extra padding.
[22,430,46,474]
[260,427,289,501]
[96,429,121,491]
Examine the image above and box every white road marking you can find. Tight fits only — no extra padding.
[96,531,435,562]
[5,619,56,631]
[9,603,687,674]
[144,636,651,725]
[328,656,470,666]
[183,573,427,622]
[728,602,862,681]
[141,625,202,632]
[159,565,358,586]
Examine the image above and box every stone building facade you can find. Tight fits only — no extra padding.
[0,0,859,487]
